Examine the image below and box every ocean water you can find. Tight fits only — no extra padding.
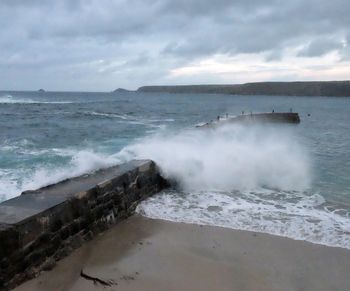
[1,91,349,249]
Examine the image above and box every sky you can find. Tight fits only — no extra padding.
[0,0,349,91]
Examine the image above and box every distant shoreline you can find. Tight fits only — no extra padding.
[2,80,350,96]
[137,80,350,97]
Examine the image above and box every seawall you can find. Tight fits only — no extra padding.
[196,112,300,129]
[228,112,301,124]
[0,160,168,290]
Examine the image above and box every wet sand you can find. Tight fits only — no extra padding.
[15,215,350,291]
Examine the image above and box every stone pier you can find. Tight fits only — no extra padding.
[0,160,168,290]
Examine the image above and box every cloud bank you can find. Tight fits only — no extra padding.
[0,0,349,90]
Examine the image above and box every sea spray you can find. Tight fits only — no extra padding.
[2,123,311,201]
[0,150,121,199]
[124,124,350,249]
[116,123,311,192]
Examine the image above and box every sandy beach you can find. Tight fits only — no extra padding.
[14,215,350,291]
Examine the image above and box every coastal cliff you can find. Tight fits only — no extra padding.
[137,80,350,97]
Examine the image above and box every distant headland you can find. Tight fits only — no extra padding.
[112,88,133,93]
[137,80,350,97]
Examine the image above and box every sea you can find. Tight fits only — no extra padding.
[0,91,349,249]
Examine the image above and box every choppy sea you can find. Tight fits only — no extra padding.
[1,91,349,249]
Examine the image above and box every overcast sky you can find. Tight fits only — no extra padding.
[0,0,349,91]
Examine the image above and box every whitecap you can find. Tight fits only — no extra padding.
[0,94,73,104]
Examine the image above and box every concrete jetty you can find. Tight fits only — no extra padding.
[196,112,300,128]
[0,160,168,290]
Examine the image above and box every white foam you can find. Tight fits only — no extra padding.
[0,139,76,157]
[82,111,129,119]
[137,189,350,250]
[82,111,174,128]
[0,94,73,104]
[0,170,20,202]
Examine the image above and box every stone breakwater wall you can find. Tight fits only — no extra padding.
[0,160,168,290]
[196,112,300,129]
[229,112,301,124]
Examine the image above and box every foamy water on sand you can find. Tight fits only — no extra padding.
[137,189,350,249]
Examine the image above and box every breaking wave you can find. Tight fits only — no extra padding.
[0,150,121,200]
[113,123,350,250]
[78,111,174,129]
[2,122,350,250]
[116,123,311,191]
[0,94,73,104]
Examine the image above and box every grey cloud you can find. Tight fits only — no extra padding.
[0,0,349,90]
[298,38,343,57]
[161,0,350,58]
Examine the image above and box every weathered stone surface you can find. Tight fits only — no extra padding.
[0,159,167,290]
[41,258,56,271]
